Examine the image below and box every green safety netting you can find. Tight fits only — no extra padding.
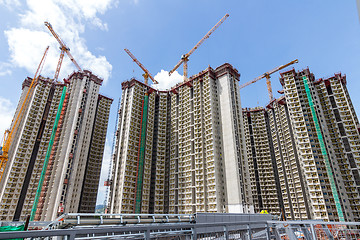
[0,224,25,240]
[135,94,149,213]
[302,76,344,221]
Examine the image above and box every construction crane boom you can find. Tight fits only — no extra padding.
[169,13,229,81]
[44,21,82,78]
[239,59,299,101]
[54,50,66,82]
[124,49,158,85]
[0,46,49,182]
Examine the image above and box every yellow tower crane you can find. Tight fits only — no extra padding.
[0,46,49,182]
[44,21,82,81]
[169,13,229,82]
[239,59,299,101]
[124,48,158,85]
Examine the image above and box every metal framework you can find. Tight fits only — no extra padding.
[169,13,229,82]
[124,49,158,85]
[44,21,82,81]
[0,217,359,240]
[239,59,298,101]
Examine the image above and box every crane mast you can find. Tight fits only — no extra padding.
[0,46,49,182]
[239,59,299,101]
[44,21,82,81]
[169,13,229,82]
[124,48,158,85]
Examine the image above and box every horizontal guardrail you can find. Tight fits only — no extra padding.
[1,216,360,239]
[0,220,268,240]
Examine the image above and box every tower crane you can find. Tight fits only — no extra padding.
[124,49,158,85]
[0,46,49,182]
[169,13,229,82]
[124,48,159,213]
[239,59,299,101]
[44,22,82,81]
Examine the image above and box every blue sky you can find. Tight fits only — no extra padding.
[0,0,359,205]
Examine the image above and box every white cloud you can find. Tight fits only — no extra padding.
[0,97,15,140]
[4,0,114,83]
[0,0,21,9]
[96,137,112,206]
[152,70,183,90]
[0,62,12,76]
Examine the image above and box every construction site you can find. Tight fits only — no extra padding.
[0,10,360,240]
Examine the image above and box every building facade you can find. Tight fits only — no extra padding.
[242,107,282,216]
[109,63,254,215]
[0,70,112,221]
[278,69,360,221]
[109,64,360,221]
[266,97,311,220]
[241,69,360,222]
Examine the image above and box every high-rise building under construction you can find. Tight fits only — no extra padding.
[242,107,283,217]
[109,63,254,214]
[279,69,360,221]
[242,68,360,222]
[0,70,112,221]
[109,63,360,221]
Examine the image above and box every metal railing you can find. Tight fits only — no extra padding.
[42,213,195,230]
[0,217,359,239]
[0,220,268,239]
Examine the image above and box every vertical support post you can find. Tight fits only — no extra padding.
[192,227,197,240]
[266,75,273,101]
[183,58,188,82]
[273,225,282,240]
[224,225,229,240]
[145,228,151,240]
[69,232,76,240]
[266,223,271,239]
[310,224,317,240]
[248,224,252,240]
